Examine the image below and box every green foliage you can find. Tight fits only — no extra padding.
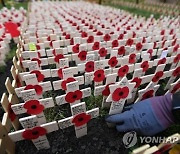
[0,0,28,10]
[0,65,6,73]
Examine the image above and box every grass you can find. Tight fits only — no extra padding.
[0,0,28,10]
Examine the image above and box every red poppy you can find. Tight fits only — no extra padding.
[92,42,100,50]
[61,77,76,90]
[30,70,44,82]
[16,75,22,88]
[152,71,164,82]
[54,54,65,63]
[78,51,87,61]
[93,69,105,82]
[72,44,80,53]
[142,37,146,43]
[172,67,180,77]
[173,54,180,63]
[171,39,177,46]
[126,38,134,46]
[81,32,88,38]
[104,34,111,41]
[153,42,157,49]
[65,90,82,103]
[36,45,40,50]
[147,49,153,58]
[24,100,44,115]
[65,34,70,39]
[161,30,165,35]
[108,57,118,67]
[141,61,149,72]
[24,84,43,95]
[70,38,74,45]
[173,44,179,52]
[132,32,136,38]
[112,40,119,48]
[112,87,129,101]
[129,53,136,64]
[118,65,129,77]
[118,46,125,55]
[57,68,64,79]
[87,36,94,43]
[49,41,53,47]
[22,127,47,140]
[72,113,91,127]
[85,61,94,72]
[98,47,107,57]
[131,77,142,88]
[102,84,113,96]
[157,57,166,65]
[142,90,154,100]
[31,58,41,66]
[171,82,180,94]
[136,42,143,51]
[96,31,103,36]
[8,103,16,121]
[118,34,124,40]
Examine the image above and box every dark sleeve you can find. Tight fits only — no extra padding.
[172,91,180,124]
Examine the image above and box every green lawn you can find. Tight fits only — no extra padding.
[0,0,28,10]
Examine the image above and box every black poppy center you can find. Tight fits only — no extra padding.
[31,105,37,109]
[97,74,101,77]
[123,69,126,72]
[88,65,92,68]
[78,117,84,122]
[73,95,77,99]
[119,91,124,96]
[32,131,39,135]
[146,94,151,98]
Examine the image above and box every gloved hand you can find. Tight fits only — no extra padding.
[105,93,174,136]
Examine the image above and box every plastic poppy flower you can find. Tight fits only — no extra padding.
[147,49,153,58]
[171,39,177,46]
[24,100,44,115]
[49,41,53,47]
[72,44,80,53]
[72,113,91,127]
[102,83,113,96]
[153,42,157,49]
[96,31,103,36]
[173,54,180,63]
[54,54,65,63]
[141,61,149,72]
[112,87,129,101]
[118,46,125,55]
[158,57,166,65]
[132,32,136,38]
[65,34,70,39]
[30,70,45,82]
[65,90,83,103]
[129,53,136,64]
[89,25,93,29]
[118,34,124,40]
[8,103,16,121]
[171,83,180,94]
[36,45,40,50]
[87,36,94,43]
[81,32,88,38]
[93,69,105,82]
[61,77,76,90]
[142,37,146,43]
[31,58,41,66]
[112,40,119,48]
[70,38,74,45]
[172,67,180,77]
[24,84,43,95]
[78,51,87,61]
[136,42,143,51]
[98,47,107,57]
[160,30,165,35]
[92,42,100,50]
[152,71,164,83]
[103,34,111,41]
[22,127,47,140]
[126,38,134,46]
[131,77,142,88]
[108,57,118,67]
[16,75,22,88]
[173,44,179,52]
[118,65,129,77]
[142,90,154,100]
[85,61,94,72]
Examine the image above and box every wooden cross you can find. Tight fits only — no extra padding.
[58,102,99,138]
[8,115,58,150]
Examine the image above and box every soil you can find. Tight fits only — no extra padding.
[16,118,129,154]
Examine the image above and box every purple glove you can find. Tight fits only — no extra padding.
[106,93,174,136]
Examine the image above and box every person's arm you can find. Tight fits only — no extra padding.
[106,92,180,136]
